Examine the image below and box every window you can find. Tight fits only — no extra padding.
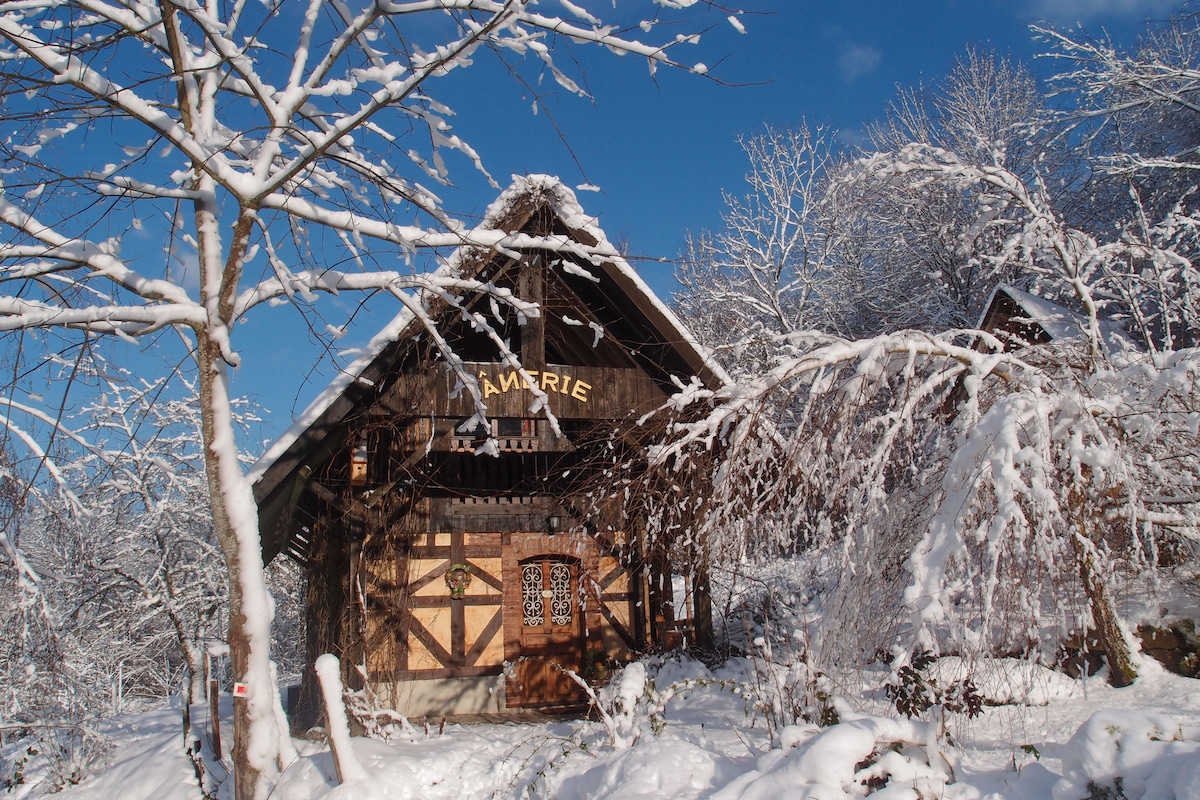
[520,559,574,628]
[496,417,533,438]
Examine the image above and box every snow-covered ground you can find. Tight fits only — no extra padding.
[5,656,1199,800]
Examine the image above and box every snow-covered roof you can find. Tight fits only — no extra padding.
[248,174,727,491]
[979,284,1138,356]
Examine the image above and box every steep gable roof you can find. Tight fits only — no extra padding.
[249,175,727,525]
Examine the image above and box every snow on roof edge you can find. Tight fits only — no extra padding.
[244,301,418,485]
[247,174,728,486]
[981,283,1139,356]
[986,283,1080,340]
[521,176,732,387]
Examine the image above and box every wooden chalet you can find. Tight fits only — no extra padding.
[978,284,1137,354]
[250,176,727,723]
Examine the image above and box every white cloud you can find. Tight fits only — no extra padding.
[168,248,200,293]
[836,127,872,150]
[838,41,882,82]
[1026,0,1180,23]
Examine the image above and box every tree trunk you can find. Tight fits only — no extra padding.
[691,560,715,652]
[197,330,281,800]
[1074,535,1138,687]
[1069,488,1137,688]
[158,544,207,706]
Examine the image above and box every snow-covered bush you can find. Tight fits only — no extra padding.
[720,655,840,744]
[884,649,983,721]
[1051,710,1200,800]
[923,656,1080,707]
[342,666,419,743]
[710,712,957,800]
[0,725,114,799]
[573,657,756,751]
[595,661,651,749]
[642,323,1200,688]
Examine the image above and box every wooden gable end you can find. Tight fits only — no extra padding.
[254,189,718,563]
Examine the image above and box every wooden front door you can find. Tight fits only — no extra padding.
[508,556,585,707]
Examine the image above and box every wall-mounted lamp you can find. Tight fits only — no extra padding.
[547,515,561,534]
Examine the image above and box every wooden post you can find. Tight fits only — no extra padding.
[315,654,365,784]
[691,562,715,651]
[519,255,545,370]
[182,689,191,747]
[209,681,222,760]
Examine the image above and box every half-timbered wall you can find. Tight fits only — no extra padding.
[291,433,659,717]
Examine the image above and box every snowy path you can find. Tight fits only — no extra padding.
[16,660,1200,800]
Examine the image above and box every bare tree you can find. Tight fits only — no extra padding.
[870,48,1044,173]
[0,3,727,797]
[0,361,236,729]
[676,50,1052,359]
[1039,16,1200,348]
[676,125,861,354]
[1042,15,1200,182]
[856,49,1051,330]
[72,367,237,707]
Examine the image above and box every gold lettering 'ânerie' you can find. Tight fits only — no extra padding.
[478,370,591,402]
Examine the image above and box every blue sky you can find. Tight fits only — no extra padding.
[233,0,1188,446]
[425,0,1188,291]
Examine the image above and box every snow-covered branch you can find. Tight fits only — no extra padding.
[0,3,727,797]
[638,319,1200,673]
